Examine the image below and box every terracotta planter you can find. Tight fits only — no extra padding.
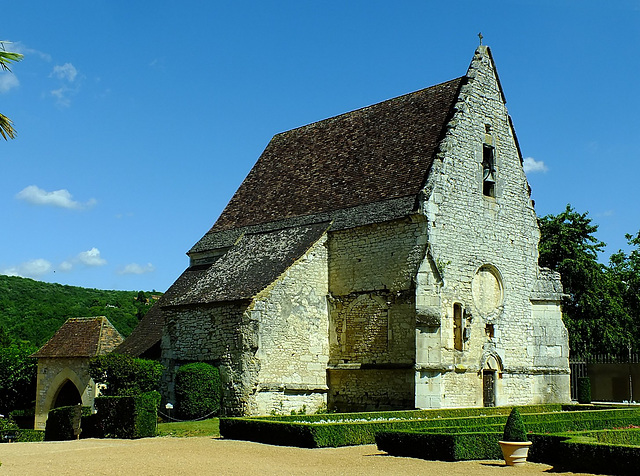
[499,440,532,466]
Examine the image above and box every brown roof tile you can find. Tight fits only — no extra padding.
[195,77,464,248]
[32,316,123,358]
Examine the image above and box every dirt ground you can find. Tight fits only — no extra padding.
[0,437,598,476]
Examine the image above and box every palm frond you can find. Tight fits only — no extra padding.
[0,42,24,72]
[0,113,16,140]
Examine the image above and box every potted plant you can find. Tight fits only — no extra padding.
[499,407,532,466]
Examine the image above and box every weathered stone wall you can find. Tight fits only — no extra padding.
[415,46,570,408]
[327,369,414,412]
[329,290,416,366]
[161,301,256,415]
[327,219,425,410]
[328,217,427,295]
[34,358,97,430]
[251,235,329,415]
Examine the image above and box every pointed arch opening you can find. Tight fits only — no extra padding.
[53,379,82,409]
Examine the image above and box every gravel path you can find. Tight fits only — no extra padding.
[0,437,597,476]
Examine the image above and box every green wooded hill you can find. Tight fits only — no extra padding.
[0,275,159,347]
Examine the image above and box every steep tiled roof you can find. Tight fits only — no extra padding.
[192,77,464,253]
[113,301,163,357]
[32,316,123,358]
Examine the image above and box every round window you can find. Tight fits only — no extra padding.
[472,265,504,315]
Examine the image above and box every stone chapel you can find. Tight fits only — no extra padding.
[119,45,570,415]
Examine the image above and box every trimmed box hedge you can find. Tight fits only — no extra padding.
[0,429,44,442]
[221,405,562,448]
[376,429,503,461]
[377,408,640,459]
[259,404,562,424]
[585,428,640,446]
[92,391,160,439]
[530,431,640,475]
[44,405,88,441]
[221,405,640,448]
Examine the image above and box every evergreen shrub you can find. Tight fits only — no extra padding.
[89,354,163,396]
[0,416,18,432]
[44,405,85,441]
[9,408,35,429]
[577,377,592,404]
[175,362,222,420]
[93,391,160,439]
[502,407,528,441]
[221,406,639,448]
[0,429,44,442]
[530,432,640,475]
[376,430,503,461]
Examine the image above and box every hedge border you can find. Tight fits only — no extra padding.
[530,432,640,475]
[220,406,640,448]
[92,391,160,439]
[376,430,503,461]
[0,429,44,443]
[44,405,89,441]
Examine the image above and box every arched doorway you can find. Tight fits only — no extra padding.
[482,354,502,407]
[53,380,82,408]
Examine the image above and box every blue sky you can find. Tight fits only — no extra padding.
[1,1,639,292]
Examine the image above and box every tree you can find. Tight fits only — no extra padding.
[136,291,147,303]
[0,341,38,415]
[89,353,163,396]
[538,205,628,357]
[608,230,640,348]
[0,41,24,140]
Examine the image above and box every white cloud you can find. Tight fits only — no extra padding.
[56,248,107,272]
[49,63,80,106]
[1,259,53,278]
[16,185,96,209]
[0,73,19,93]
[50,87,73,107]
[1,248,106,278]
[11,42,51,62]
[117,263,155,275]
[51,63,78,82]
[58,261,73,272]
[596,210,615,218]
[77,248,107,267]
[523,157,548,174]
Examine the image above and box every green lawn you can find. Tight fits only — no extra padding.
[157,418,220,438]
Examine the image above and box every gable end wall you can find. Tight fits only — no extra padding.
[416,46,569,408]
